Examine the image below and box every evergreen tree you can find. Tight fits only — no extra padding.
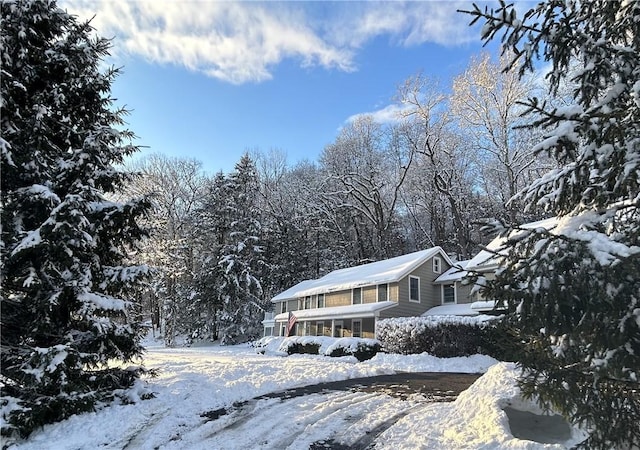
[463,1,640,448]
[1,0,151,438]
[217,155,267,344]
[190,172,230,341]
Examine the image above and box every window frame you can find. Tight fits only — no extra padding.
[433,256,442,274]
[352,319,362,338]
[409,276,421,303]
[442,283,456,304]
[377,283,389,302]
[316,321,325,336]
[317,293,325,309]
[281,301,287,314]
[333,320,344,338]
[352,287,362,305]
[304,296,312,309]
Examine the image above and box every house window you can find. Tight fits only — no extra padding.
[317,293,325,308]
[304,296,312,309]
[333,320,343,337]
[281,301,287,314]
[352,319,362,338]
[377,283,388,302]
[280,324,287,336]
[433,256,442,274]
[443,284,456,304]
[409,276,420,302]
[316,321,324,336]
[352,287,362,304]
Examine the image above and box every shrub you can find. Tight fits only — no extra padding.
[325,338,381,361]
[376,315,500,357]
[286,342,321,355]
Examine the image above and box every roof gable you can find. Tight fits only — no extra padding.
[434,259,471,283]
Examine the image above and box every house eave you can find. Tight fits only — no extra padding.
[274,301,398,322]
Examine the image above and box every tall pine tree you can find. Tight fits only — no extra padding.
[217,155,267,344]
[1,0,151,438]
[463,1,640,448]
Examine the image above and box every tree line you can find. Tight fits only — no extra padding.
[128,51,554,346]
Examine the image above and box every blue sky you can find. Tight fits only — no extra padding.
[63,1,503,174]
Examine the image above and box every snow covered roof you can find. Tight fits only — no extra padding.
[274,301,398,322]
[422,303,479,316]
[470,300,505,312]
[271,280,318,302]
[466,218,558,272]
[434,260,471,283]
[272,247,450,301]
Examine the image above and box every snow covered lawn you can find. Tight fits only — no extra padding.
[8,339,586,449]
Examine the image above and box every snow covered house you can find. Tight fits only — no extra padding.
[263,247,475,338]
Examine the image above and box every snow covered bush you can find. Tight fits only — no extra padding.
[253,336,381,361]
[284,340,321,356]
[376,316,499,357]
[324,338,381,362]
[1,0,151,439]
[463,1,640,448]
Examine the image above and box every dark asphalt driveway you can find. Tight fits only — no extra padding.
[200,372,482,450]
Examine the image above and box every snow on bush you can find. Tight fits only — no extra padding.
[376,315,499,357]
[252,336,381,361]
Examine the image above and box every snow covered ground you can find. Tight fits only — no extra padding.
[7,337,587,450]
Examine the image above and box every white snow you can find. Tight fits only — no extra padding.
[423,303,479,316]
[7,338,586,450]
[78,292,128,311]
[466,218,558,272]
[375,362,588,449]
[434,260,470,283]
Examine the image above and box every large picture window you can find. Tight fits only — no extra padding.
[409,276,420,302]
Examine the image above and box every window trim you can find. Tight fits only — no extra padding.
[352,319,362,338]
[377,283,389,302]
[442,283,456,304]
[433,256,442,274]
[409,276,421,303]
[333,320,344,338]
[352,287,362,305]
[317,293,325,309]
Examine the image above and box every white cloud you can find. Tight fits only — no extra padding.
[345,103,414,126]
[62,0,483,85]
